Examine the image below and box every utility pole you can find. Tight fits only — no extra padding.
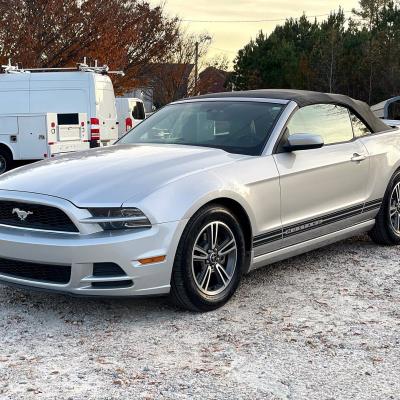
[194,36,211,96]
[194,41,199,96]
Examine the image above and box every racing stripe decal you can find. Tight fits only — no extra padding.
[253,199,382,248]
[363,198,383,213]
[253,229,282,247]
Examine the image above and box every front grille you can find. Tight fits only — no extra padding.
[0,258,71,284]
[0,200,78,233]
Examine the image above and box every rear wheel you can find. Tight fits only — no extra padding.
[369,171,400,245]
[170,205,246,312]
[0,149,12,175]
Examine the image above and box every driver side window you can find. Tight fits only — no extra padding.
[287,104,354,145]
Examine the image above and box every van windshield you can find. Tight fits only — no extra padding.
[118,101,285,155]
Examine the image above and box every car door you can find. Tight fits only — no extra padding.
[273,103,370,248]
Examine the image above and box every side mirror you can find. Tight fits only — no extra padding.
[283,133,324,152]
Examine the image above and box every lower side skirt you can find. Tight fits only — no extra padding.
[250,219,375,271]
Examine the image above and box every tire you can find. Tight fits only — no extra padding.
[170,204,246,312]
[0,149,12,175]
[369,170,400,245]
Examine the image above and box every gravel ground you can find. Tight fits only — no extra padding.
[0,234,399,400]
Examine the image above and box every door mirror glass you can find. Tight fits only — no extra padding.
[284,133,324,151]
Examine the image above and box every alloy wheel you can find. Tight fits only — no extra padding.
[191,221,237,296]
[389,181,400,234]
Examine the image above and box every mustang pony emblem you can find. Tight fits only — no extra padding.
[12,208,33,221]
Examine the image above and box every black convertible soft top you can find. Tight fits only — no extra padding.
[194,89,390,133]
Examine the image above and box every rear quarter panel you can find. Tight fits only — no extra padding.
[360,129,400,200]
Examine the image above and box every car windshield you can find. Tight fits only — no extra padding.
[118,101,285,155]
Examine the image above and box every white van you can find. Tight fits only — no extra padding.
[0,112,89,173]
[116,97,146,137]
[0,63,119,152]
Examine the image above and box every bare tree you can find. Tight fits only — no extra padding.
[144,31,213,105]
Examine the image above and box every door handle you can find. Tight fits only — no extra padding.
[351,153,367,162]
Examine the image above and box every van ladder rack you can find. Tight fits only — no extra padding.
[1,58,124,76]
[1,59,27,74]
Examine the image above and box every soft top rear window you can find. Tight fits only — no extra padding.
[118,101,285,155]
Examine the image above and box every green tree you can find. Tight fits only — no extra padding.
[230,0,400,104]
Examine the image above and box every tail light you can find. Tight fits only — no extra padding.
[49,122,56,143]
[90,117,100,140]
[125,117,133,131]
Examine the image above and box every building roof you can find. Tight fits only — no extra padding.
[195,89,390,133]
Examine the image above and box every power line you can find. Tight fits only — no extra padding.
[209,46,236,54]
[182,11,354,23]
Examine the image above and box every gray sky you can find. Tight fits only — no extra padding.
[150,0,361,63]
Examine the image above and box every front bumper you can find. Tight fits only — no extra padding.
[0,193,187,297]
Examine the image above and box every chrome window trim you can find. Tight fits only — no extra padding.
[171,97,290,105]
[263,101,298,155]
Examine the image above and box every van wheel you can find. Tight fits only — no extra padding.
[0,150,12,174]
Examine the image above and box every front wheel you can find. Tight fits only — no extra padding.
[170,205,246,312]
[369,170,400,245]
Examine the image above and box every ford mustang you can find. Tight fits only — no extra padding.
[0,89,398,311]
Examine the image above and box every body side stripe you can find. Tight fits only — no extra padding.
[253,199,382,248]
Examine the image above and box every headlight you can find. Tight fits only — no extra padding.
[83,208,151,230]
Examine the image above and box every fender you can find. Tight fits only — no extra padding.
[123,169,258,231]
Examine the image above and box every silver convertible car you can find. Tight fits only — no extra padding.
[0,90,398,311]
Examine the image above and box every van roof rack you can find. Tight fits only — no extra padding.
[1,58,125,76]
[1,59,26,74]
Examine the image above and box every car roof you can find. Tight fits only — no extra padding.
[192,89,390,133]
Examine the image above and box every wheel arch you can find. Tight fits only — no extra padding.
[185,196,254,274]
[201,197,252,246]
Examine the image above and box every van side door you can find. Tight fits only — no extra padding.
[18,116,48,160]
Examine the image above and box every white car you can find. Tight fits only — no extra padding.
[382,119,400,128]
[0,90,398,311]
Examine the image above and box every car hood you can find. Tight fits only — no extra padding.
[0,144,246,207]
